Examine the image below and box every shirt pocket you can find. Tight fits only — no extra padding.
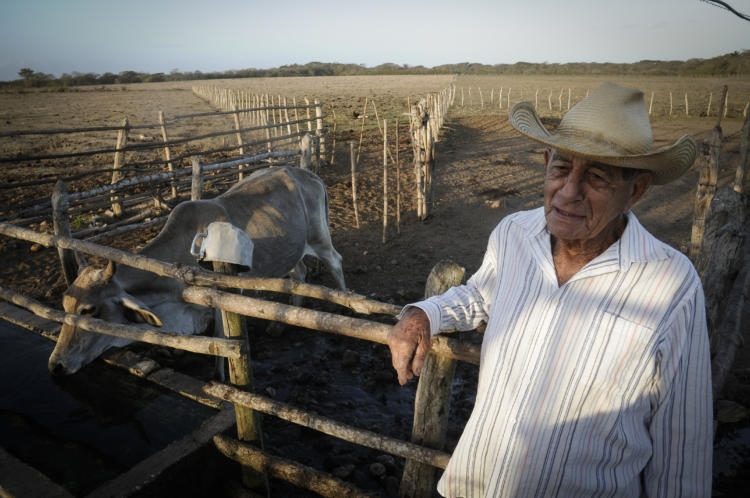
[585,313,657,405]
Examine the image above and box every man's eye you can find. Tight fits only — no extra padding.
[586,171,611,187]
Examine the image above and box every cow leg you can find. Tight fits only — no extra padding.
[288,260,308,307]
[313,244,346,290]
[265,260,308,337]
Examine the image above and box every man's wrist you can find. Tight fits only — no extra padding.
[400,302,441,336]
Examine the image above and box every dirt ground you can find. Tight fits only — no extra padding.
[1,78,749,496]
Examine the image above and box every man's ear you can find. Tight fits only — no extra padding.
[119,296,163,327]
[626,172,653,210]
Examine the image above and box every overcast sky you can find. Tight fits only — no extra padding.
[0,0,747,81]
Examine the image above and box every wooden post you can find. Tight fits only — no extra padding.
[694,187,746,341]
[535,88,539,110]
[304,97,312,132]
[399,261,466,498]
[330,106,337,166]
[558,88,564,113]
[736,112,750,194]
[685,93,689,117]
[649,91,654,116]
[382,119,388,244]
[292,97,301,134]
[191,157,202,201]
[460,87,464,107]
[567,87,571,110]
[349,141,360,228]
[498,87,503,110]
[158,111,177,199]
[669,91,673,116]
[707,92,713,117]
[232,105,246,180]
[689,125,722,259]
[283,96,292,136]
[356,97,368,163]
[396,119,401,234]
[724,91,729,118]
[51,180,79,285]
[253,94,259,126]
[548,90,552,112]
[110,117,129,217]
[717,85,729,128]
[423,120,435,219]
[371,99,383,137]
[270,95,278,138]
[410,102,425,220]
[507,87,511,109]
[478,87,484,109]
[212,262,269,494]
[264,111,273,154]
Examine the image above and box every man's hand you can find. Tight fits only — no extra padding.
[388,307,432,385]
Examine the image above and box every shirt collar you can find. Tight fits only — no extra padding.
[618,211,672,264]
[520,207,671,268]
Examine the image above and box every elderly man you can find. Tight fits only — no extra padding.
[388,82,712,497]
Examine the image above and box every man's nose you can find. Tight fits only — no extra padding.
[558,173,584,200]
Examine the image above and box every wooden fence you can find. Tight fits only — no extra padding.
[193,85,328,162]
[0,99,324,237]
[0,83,456,244]
[452,85,750,119]
[409,85,456,221]
[689,93,750,401]
[192,83,460,232]
[0,219,480,498]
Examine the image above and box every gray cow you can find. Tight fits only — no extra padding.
[48,165,345,375]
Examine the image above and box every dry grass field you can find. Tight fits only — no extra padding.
[1,74,749,496]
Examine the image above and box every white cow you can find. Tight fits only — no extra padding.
[48,166,346,375]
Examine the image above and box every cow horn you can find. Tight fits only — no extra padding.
[102,260,116,281]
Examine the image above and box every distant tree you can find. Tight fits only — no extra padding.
[117,70,142,84]
[98,72,117,84]
[18,67,35,80]
[145,72,165,82]
[17,68,54,87]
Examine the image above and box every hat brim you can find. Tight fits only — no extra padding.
[509,101,697,185]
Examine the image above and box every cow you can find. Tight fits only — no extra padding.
[48,165,346,375]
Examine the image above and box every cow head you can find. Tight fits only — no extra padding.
[48,261,163,375]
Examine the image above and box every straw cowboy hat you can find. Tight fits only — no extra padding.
[508,82,697,185]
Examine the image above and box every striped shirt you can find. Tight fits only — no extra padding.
[413,208,712,498]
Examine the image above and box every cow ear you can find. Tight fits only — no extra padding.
[119,296,163,327]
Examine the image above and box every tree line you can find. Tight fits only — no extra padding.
[4,50,749,89]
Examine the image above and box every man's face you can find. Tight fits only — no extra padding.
[543,150,650,247]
